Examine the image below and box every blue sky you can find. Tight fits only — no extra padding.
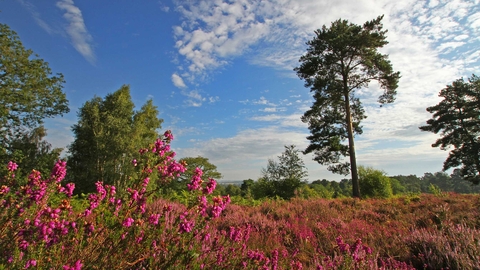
[1,0,479,181]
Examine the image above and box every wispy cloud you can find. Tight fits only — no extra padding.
[182,90,206,107]
[56,0,96,64]
[16,0,54,34]
[171,73,187,88]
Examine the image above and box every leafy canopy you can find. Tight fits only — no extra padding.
[68,85,163,193]
[295,15,400,197]
[261,145,308,199]
[0,23,68,175]
[0,23,69,136]
[420,75,480,184]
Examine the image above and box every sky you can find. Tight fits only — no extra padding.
[1,0,479,182]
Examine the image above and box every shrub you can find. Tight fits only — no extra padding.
[358,166,393,198]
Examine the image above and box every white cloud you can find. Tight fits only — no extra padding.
[261,107,277,112]
[56,0,96,64]
[209,96,220,103]
[171,73,187,88]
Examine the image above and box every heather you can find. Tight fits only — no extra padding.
[1,133,479,269]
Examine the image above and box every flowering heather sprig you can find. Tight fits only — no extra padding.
[58,183,75,197]
[24,170,48,203]
[187,167,203,191]
[203,178,217,195]
[163,130,174,142]
[123,217,134,228]
[49,160,67,183]
[95,182,107,200]
[179,212,194,233]
[211,195,231,218]
[7,161,18,172]
[148,213,161,225]
[0,185,10,195]
[25,259,37,268]
[63,260,83,270]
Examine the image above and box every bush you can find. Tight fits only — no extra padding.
[358,166,393,198]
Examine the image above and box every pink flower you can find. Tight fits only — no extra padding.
[50,160,67,182]
[187,167,203,191]
[63,260,83,270]
[7,161,18,172]
[164,130,174,141]
[179,212,194,233]
[203,178,217,195]
[0,185,10,195]
[25,259,37,268]
[123,217,134,228]
[63,183,75,197]
[95,182,107,200]
[148,214,161,225]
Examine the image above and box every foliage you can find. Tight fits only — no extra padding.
[0,126,62,179]
[67,85,163,193]
[420,74,480,184]
[358,166,393,198]
[0,23,69,167]
[295,15,400,197]
[261,145,308,199]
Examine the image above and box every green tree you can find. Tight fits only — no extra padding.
[223,184,242,196]
[389,177,406,195]
[0,23,69,163]
[240,179,255,197]
[1,126,62,180]
[390,174,422,194]
[294,15,400,198]
[358,166,393,198]
[68,85,163,193]
[261,145,308,199]
[419,75,480,184]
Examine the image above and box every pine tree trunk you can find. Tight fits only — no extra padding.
[344,91,361,198]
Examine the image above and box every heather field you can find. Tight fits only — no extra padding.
[1,134,479,269]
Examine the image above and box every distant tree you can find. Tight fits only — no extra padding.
[0,23,69,166]
[295,15,400,198]
[2,126,62,180]
[308,182,334,198]
[223,184,242,196]
[358,166,393,198]
[421,172,454,193]
[389,177,406,195]
[390,174,422,194]
[261,145,308,199]
[68,85,163,193]
[240,179,255,197]
[420,75,480,184]
[450,169,480,193]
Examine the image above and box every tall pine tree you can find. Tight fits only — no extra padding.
[295,16,400,197]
